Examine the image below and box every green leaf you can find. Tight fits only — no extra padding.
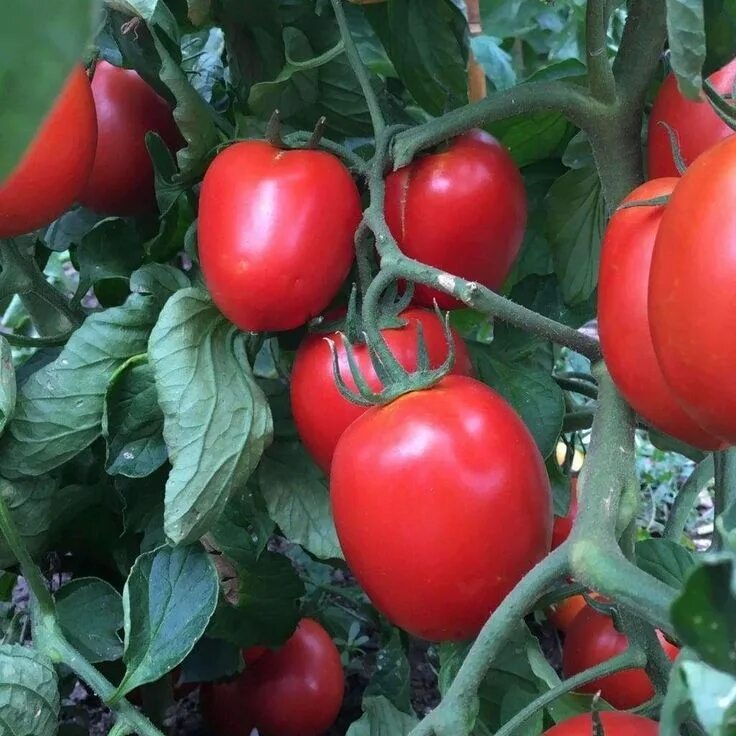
[0,645,59,736]
[704,0,736,74]
[636,538,696,588]
[0,337,16,437]
[103,358,167,478]
[149,288,273,544]
[118,544,219,697]
[468,343,564,458]
[180,636,243,684]
[56,578,124,663]
[0,266,184,478]
[259,442,342,560]
[546,165,607,305]
[489,112,573,169]
[365,0,467,115]
[471,35,516,91]
[666,0,707,99]
[0,1,95,179]
[364,630,412,714]
[346,695,419,736]
[109,0,180,42]
[672,553,736,675]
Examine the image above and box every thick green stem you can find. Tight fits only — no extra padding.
[664,456,714,542]
[555,376,599,401]
[711,448,736,551]
[586,0,616,102]
[494,649,645,736]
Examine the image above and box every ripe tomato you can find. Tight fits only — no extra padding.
[198,141,360,332]
[598,179,725,449]
[547,594,586,632]
[384,129,527,309]
[648,57,736,178]
[201,619,344,736]
[80,61,182,216]
[551,477,578,550]
[649,135,736,443]
[0,65,97,238]
[562,607,679,709]
[291,308,473,473]
[330,375,552,641]
[544,711,658,735]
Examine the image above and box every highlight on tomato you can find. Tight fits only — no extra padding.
[290,307,473,473]
[80,60,183,216]
[330,374,552,641]
[384,129,527,309]
[198,140,361,332]
[544,711,659,735]
[201,618,344,736]
[0,65,97,238]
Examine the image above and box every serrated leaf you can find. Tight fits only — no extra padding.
[56,578,124,663]
[149,288,273,544]
[0,266,183,478]
[546,165,607,305]
[103,358,167,478]
[259,442,342,560]
[346,696,419,736]
[118,544,219,696]
[0,644,59,736]
[636,538,696,588]
[666,0,707,99]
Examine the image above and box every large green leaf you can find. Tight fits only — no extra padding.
[704,0,736,74]
[666,0,707,99]
[148,288,273,544]
[636,538,696,588]
[346,696,419,736]
[0,1,95,179]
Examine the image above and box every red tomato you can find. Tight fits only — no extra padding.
[648,57,736,178]
[0,65,97,238]
[201,619,344,736]
[80,61,182,216]
[198,141,360,332]
[290,308,473,473]
[384,130,527,309]
[547,594,587,632]
[649,135,736,442]
[598,179,725,449]
[330,375,552,641]
[544,711,658,736]
[551,477,578,550]
[562,607,679,709]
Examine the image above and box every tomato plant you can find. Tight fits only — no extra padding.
[551,477,578,550]
[544,712,658,735]
[80,60,183,216]
[0,65,96,237]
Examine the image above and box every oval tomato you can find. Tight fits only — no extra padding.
[291,308,473,473]
[562,607,679,709]
[598,179,725,449]
[330,375,552,641]
[80,61,182,216]
[544,711,658,735]
[649,135,736,442]
[201,619,344,736]
[0,65,97,238]
[384,130,527,309]
[199,141,360,332]
[551,477,578,550]
[547,594,586,632]
[648,58,736,178]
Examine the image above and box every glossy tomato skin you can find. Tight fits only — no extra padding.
[385,130,527,309]
[331,375,552,641]
[547,594,587,633]
[649,135,736,442]
[80,61,182,216]
[201,619,344,736]
[199,141,360,332]
[0,65,97,238]
[544,711,658,736]
[648,58,736,178]
[562,607,679,709]
[598,179,725,449]
[551,477,578,550]
[291,308,473,473]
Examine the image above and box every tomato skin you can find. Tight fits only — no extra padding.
[649,135,736,442]
[291,308,473,473]
[544,711,658,735]
[547,594,587,632]
[199,141,360,332]
[562,607,679,709]
[648,58,736,179]
[598,179,725,449]
[80,61,182,216]
[551,477,578,550]
[201,619,344,736]
[0,65,97,238]
[330,375,552,641]
[384,130,527,309]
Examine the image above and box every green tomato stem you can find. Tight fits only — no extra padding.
[711,447,736,552]
[663,456,714,542]
[585,0,617,103]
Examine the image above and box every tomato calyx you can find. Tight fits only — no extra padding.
[616,193,671,211]
[653,121,687,175]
